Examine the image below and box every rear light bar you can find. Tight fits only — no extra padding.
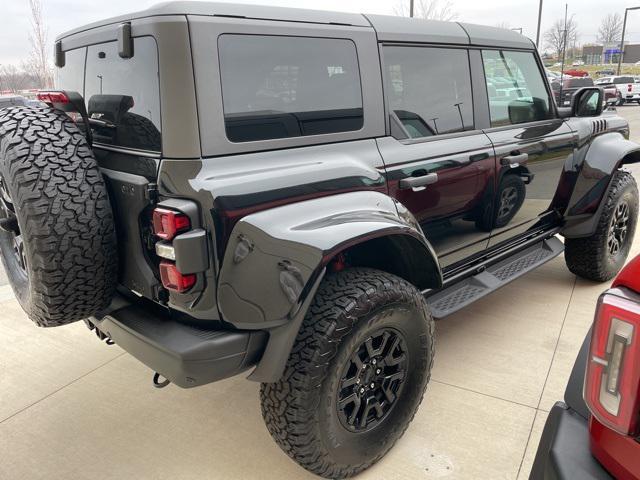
[37,91,70,104]
[585,291,640,435]
[159,261,196,293]
[152,208,190,241]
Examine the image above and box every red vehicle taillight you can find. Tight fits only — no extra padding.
[152,207,194,293]
[628,84,633,93]
[159,261,196,293]
[152,208,190,241]
[36,91,69,104]
[584,291,640,435]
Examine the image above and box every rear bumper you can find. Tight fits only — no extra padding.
[90,294,267,388]
[529,402,613,480]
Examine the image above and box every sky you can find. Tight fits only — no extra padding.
[2,0,640,66]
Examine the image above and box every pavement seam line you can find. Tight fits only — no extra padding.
[430,378,538,411]
[515,274,577,479]
[0,352,126,425]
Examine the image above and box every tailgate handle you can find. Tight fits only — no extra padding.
[501,152,529,167]
[399,172,438,191]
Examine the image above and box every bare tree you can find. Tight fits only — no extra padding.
[0,65,29,93]
[544,17,579,60]
[597,13,623,45]
[26,0,52,88]
[394,0,458,21]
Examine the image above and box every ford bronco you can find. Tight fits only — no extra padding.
[0,2,639,478]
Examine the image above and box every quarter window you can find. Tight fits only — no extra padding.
[218,34,364,143]
[482,50,552,127]
[382,46,474,138]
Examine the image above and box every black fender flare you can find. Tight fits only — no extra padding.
[562,132,640,238]
[216,191,441,382]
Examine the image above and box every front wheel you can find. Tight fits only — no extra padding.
[260,268,434,478]
[565,171,638,282]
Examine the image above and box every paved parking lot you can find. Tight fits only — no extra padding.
[1,105,639,480]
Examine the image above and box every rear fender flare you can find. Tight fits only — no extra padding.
[216,191,441,382]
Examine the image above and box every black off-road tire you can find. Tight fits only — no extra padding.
[260,268,434,478]
[0,106,117,327]
[565,170,638,282]
[118,112,161,152]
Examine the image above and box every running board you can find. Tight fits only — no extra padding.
[427,237,564,319]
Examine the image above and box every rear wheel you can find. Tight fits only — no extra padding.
[617,92,625,106]
[565,171,638,282]
[0,106,117,326]
[260,268,434,478]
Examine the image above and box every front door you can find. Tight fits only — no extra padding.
[377,45,497,269]
[480,49,576,248]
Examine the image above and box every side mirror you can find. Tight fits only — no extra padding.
[571,87,604,117]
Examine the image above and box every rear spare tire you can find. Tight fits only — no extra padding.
[0,106,117,327]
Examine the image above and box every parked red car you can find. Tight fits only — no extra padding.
[564,69,590,77]
[531,255,640,479]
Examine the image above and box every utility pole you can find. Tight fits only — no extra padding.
[559,4,568,104]
[617,6,640,75]
[535,0,544,48]
[410,0,414,17]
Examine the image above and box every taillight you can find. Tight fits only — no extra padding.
[159,261,196,293]
[628,84,633,93]
[37,91,69,104]
[152,208,190,241]
[585,291,640,435]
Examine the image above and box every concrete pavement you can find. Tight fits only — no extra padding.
[0,106,639,479]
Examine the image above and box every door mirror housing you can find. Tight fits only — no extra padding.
[572,87,604,117]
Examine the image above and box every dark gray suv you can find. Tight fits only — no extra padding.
[0,2,638,477]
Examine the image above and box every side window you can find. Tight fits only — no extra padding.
[382,46,474,138]
[482,50,552,127]
[218,35,363,143]
[84,37,161,152]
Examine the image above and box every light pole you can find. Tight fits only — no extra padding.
[535,0,544,48]
[410,0,414,17]
[617,6,640,75]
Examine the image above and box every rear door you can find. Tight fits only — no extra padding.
[377,45,497,269]
[480,49,576,249]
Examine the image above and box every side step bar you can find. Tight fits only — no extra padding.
[90,296,267,388]
[427,236,564,319]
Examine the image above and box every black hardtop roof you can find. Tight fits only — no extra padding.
[56,1,534,49]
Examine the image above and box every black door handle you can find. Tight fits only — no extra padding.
[501,152,529,167]
[399,172,438,191]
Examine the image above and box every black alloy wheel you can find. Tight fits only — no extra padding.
[337,328,408,432]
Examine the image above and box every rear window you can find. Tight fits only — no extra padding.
[218,34,363,143]
[614,76,635,84]
[84,37,161,152]
[565,78,594,88]
[55,47,86,96]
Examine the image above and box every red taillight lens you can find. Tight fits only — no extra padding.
[36,91,69,104]
[159,261,196,293]
[628,84,633,93]
[152,208,190,241]
[585,291,640,435]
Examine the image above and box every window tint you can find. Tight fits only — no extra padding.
[614,76,634,84]
[84,37,161,152]
[383,46,473,138]
[55,47,86,96]
[482,50,551,127]
[218,35,363,143]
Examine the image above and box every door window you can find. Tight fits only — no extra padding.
[482,50,552,127]
[218,34,363,143]
[382,46,474,138]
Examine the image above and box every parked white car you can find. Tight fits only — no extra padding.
[595,75,640,105]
